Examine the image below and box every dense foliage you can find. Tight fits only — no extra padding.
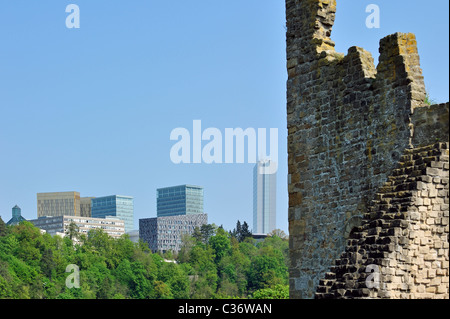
[0,218,288,299]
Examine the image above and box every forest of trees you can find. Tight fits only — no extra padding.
[0,217,289,299]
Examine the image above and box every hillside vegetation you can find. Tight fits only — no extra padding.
[0,218,288,299]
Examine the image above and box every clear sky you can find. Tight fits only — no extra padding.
[0,1,448,234]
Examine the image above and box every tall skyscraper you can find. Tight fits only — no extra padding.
[91,195,134,233]
[37,192,81,218]
[157,185,203,217]
[253,160,277,235]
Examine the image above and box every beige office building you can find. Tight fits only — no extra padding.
[37,192,82,218]
[37,192,96,218]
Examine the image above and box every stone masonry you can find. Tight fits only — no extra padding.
[316,142,449,298]
[286,0,449,298]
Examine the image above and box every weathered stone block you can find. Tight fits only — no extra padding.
[288,0,449,299]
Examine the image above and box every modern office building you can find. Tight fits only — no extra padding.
[126,229,140,243]
[253,160,277,235]
[80,197,95,217]
[37,191,95,219]
[139,213,207,253]
[91,195,134,233]
[30,215,125,239]
[37,192,81,218]
[157,185,204,217]
[6,205,26,226]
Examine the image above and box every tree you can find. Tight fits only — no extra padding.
[191,227,203,244]
[192,224,216,245]
[0,217,7,237]
[230,220,252,242]
[154,280,173,299]
[178,233,196,263]
[188,245,218,298]
[0,218,290,299]
[11,222,43,268]
[114,259,155,299]
[235,220,242,239]
[157,262,189,299]
[65,222,80,241]
[209,232,231,263]
[200,224,216,244]
[0,260,13,298]
[240,222,252,242]
[247,245,288,291]
[268,229,288,240]
[40,248,56,279]
[252,284,289,299]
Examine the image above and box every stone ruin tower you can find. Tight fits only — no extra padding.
[286,0,449,298]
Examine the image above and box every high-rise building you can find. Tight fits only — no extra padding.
[253,160,277,235]
[37,192,81,218]
[157,185,203,217]
[6,205,26,226]
[91,195,134,233]
[139,213,207,253]
[80,197,95,217]
[140,184,207,252]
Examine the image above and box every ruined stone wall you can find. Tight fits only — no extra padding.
[316,142,449,298]
[286,0,449,298]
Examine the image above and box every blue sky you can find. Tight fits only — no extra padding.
[0,1,448,233]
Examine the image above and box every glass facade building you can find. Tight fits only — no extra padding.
[37,192,81,218]
[80,197,95,217]
[253,160,277,235]
[91,195,134,233]
[6,205,26,226]
[157,185,203,217]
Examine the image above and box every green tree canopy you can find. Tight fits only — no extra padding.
[0,220,289,299]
